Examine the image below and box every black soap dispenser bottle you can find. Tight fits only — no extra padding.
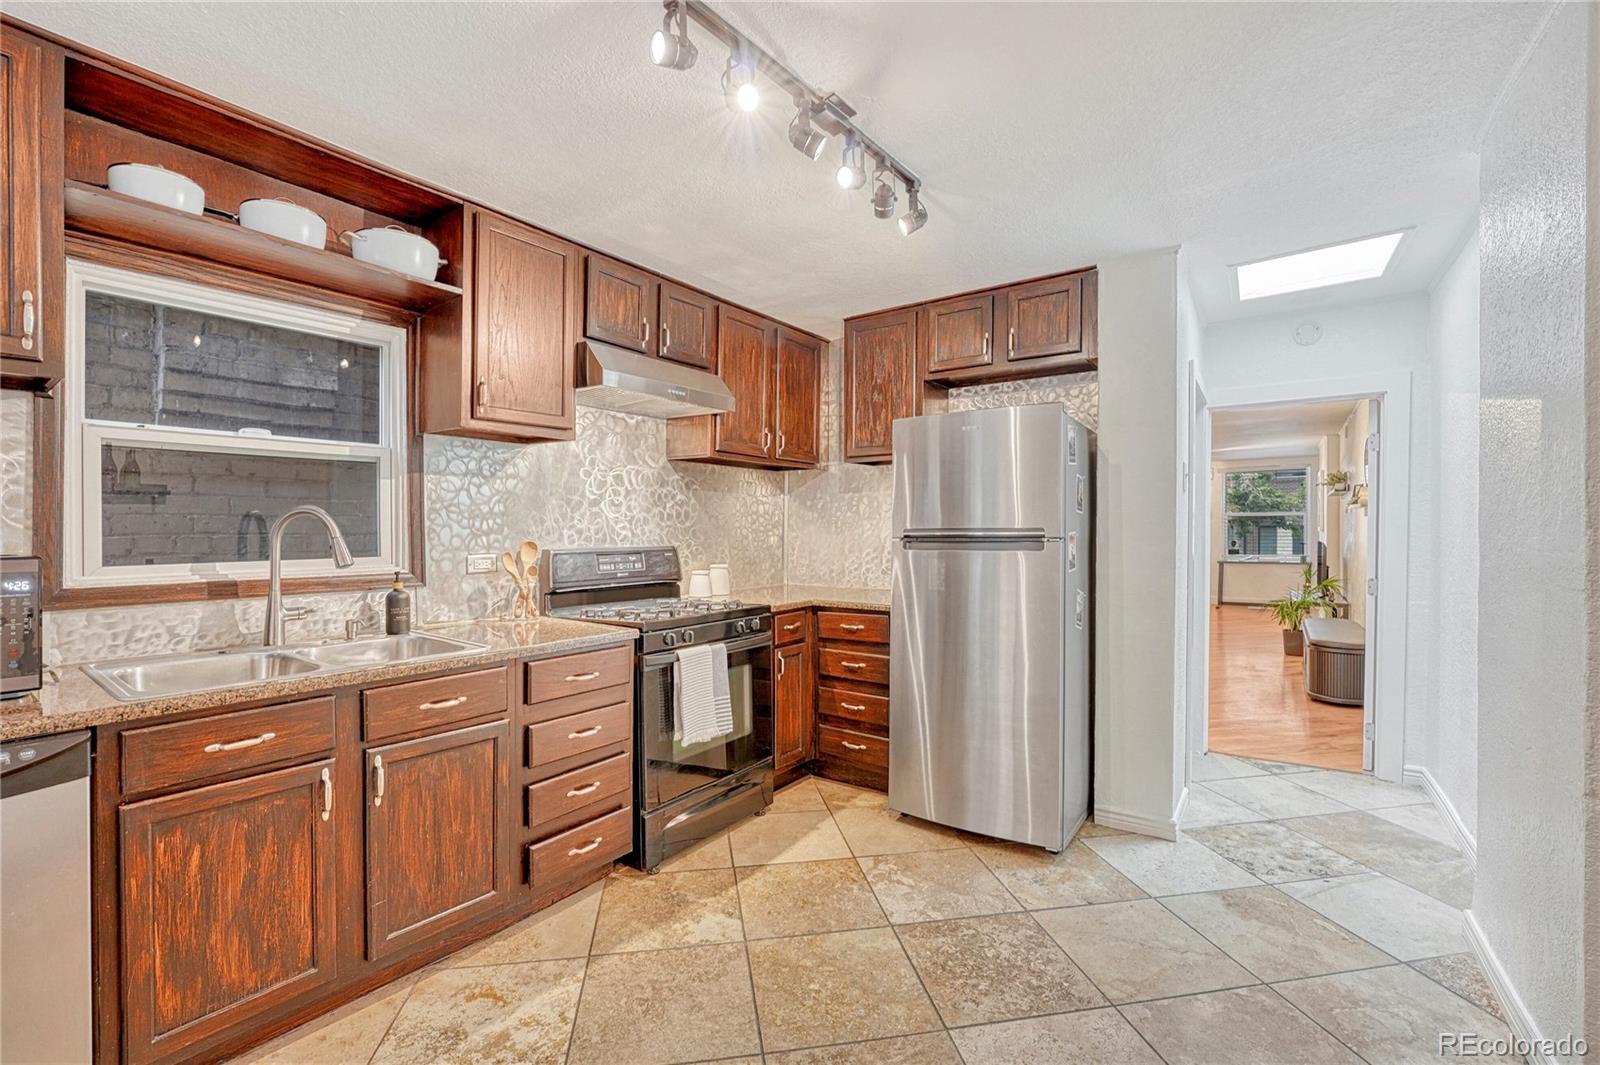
[384,572,411,635]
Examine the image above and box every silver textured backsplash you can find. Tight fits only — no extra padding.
[783,342,1098,588]
[3,348,1094,666]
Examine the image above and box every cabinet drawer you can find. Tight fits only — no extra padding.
[774,609,810,646]
[525,645,633,705]
[527,750,632,829]
[818,646,889,686]
[817,686,888,730]
[527,805,632,886]
[121,697,335,794]
[363,666,508,742]
[816,725,889,770]
[816,611,888,643]
[526,701,631,768]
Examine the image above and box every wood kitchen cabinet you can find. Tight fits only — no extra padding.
[843,307,925,463]
[773,639,814,772]
[658,279,717,370]
[119,760,338,1065]
[420,207,581,442]
[924,292,996,377]
[0,28,63,390]
[364,718,511,961]
[1002,271,1094,366]
[666,311,822,469]
[585,252,658,354]
[812,608,891,790]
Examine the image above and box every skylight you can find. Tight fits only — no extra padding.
[1235,232,1405,300]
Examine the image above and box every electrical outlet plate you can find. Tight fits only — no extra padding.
[466,554,496,575]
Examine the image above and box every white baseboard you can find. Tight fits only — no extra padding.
[1402,763,1477,866]
[1463,909,1555,1063]
[1095,787,1185,842]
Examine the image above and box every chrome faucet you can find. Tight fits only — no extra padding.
[263,506,354,646]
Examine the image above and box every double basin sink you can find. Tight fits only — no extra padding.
[84,633,485,702]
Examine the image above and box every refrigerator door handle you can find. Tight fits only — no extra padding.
[900,527,1052,542]
[900,538,1052,553]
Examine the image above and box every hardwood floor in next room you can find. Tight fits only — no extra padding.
[1208,604,1364,772]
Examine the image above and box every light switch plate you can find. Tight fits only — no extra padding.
[466,554,496,575]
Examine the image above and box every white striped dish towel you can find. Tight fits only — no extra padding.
[674,642,734,746]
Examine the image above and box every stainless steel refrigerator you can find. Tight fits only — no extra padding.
[888,403,1091,851]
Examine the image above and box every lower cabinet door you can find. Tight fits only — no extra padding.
[119,760,338,1065]
[365,719,511,961]
[773,641,813,771]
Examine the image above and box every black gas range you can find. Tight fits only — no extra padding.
[541,547,774,872]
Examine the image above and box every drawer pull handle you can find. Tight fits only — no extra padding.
[839,623,866,632]
[565,671,601,682]
[569,725,604,739]
[841,702,867,712]
[841,740,868,751]
[566,781,602,797]
[320,767,333,822]
[840,660,867,670]
[783,622,802,632]
[371,754,385,807]
[419,695,467,711]
[204,731,275,753]
[568,837,603,856]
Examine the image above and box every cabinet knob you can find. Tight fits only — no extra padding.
[19,290,34,351]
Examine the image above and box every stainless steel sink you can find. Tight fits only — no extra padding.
[82,633,485,702]
[294,633,481,669]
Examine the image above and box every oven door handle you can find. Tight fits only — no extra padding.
[642,630,772,669]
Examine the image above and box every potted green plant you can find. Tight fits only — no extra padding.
[1318,470,1352,493]
[1265,565,1344,655]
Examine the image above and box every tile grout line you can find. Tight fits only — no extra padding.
[1260,980,1381,1065]
[730,861,768,1060]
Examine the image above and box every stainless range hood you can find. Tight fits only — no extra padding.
[574,340,734,419]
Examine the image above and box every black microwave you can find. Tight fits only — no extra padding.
[0,556,42,699]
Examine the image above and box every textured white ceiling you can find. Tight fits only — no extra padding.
[11,2,1549,335]
[1212,399,1359,456]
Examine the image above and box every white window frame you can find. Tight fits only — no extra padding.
[63,260,410,589]
[1221,465,1311,562]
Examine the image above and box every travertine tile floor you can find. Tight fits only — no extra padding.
[238,756,1516,1065]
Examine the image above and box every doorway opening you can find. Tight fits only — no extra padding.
[1197,396,1381,773]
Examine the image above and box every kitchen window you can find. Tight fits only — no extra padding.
[62,261,409,590]
[1223,466,1309,560]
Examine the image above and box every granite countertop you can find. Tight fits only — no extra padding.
[736,585,891,613]
[0,618,634,741]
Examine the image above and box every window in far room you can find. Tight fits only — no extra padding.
[1223,467,1309,560]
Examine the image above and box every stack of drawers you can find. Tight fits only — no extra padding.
[813,609,890,790]
[519,644,634,897]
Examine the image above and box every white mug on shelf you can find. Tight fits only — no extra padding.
[709,563,732,598]
[687,570,712,597]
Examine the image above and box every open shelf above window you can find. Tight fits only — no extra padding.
[64,180,462,313]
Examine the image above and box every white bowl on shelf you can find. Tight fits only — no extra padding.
[340,225,444,281]
[239,198,328,249]
[107,163,204,215]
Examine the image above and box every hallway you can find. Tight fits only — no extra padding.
[1208,605,1364,771]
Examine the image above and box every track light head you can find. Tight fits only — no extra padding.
[650,3,697,70]
[788,107,828,160]
[897,187,928,236]
[721,54,760,112]
[872,169,897,219]
[835,137,867,191]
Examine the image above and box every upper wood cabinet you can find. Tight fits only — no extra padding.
[774,329,822,466]
[924,293,995,376]
[843,308,924,464]
[421,207,581,442]
[119,761,338,1065]
[585,253,658,355]
[1003,271,1092,364]
[709,306,773,460]
[658,280,717,371]
[364,718,511,961]
[0,29,63,390]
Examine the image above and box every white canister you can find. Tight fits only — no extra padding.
[708,563,731,598]
[687,570,712,598]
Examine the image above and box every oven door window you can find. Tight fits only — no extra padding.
[641,638,773,808]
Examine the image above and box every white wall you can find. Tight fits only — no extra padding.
[1093,247,1189,835]
[1472,2,1592,1053]
[1338,401,1373,626]
[1201,294,1431,391]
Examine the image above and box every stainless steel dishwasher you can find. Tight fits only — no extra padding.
[1,730,93,1065]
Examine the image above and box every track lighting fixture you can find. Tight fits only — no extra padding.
[650,2,697,70]
[835,136,867,191]
[721,54,760,113]
[787,106,828,160]
[897,186,928,236]
[871,168,897,219]
[649,0,925,233]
